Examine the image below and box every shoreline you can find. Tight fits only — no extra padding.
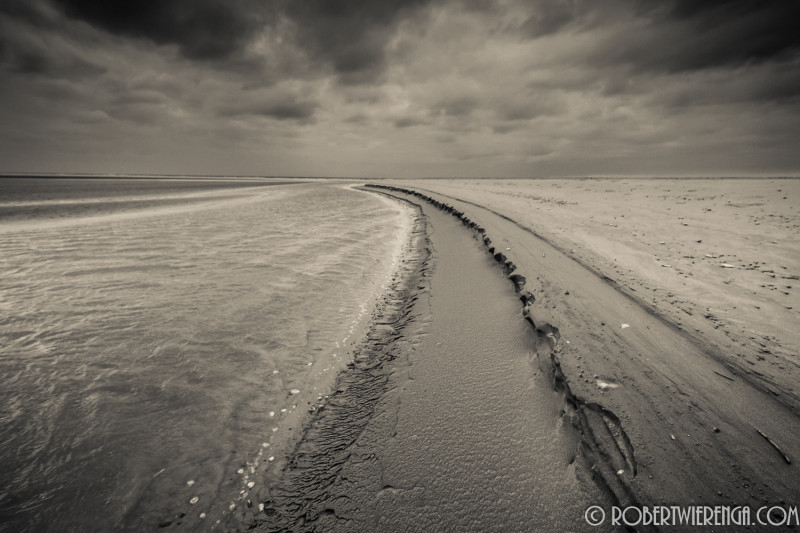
[247,194,432,530]
[401,178,799,413]
[0,180,416,532]
[370,184,800,530]
[239,180,799,531]
[249,187,609,531]
[203,186,419,532]
[367,184,639,512]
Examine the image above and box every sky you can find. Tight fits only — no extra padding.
[0,0,798,178]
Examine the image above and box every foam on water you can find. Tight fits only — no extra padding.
[0,179,411,532]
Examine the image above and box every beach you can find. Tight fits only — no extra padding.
[251,178,799,532]
[398,178,799,408]
[252,189,606,532]
[0,178,412,532]
[3,177,799,532]
[3,0,799,530]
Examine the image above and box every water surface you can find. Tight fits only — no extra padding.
[0,178,410,531]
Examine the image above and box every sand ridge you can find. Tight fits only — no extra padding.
[243,179,799,532]
[400,178,800,412]
[375,181,800,531]
[249,189,608,531]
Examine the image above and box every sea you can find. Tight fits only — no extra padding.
[0,177,412,532]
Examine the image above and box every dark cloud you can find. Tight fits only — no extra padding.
[514,0,799,75]
[251,101,318,121]
[105,102,165,125]
[659,1,800,71]
[432,95,479,117]
[492,123,523,135]
[113,90,168,107]
[651,61,800,110]
[669,0,762,20]
[0,0,798,177]
[0,17,106,79]
[218,91,319,122]
[5,0,798,78]
[344,87,385,104]
[0,0,54,26]
[285,0,430,84]
[30,79,86,102]
[582,0,800,74]
[7,48,104,78]
[495,97,563,121]
[51,0,271,60]
[520,0,578,38]
[394,117,427,128]
[516,0,632,40]
[1,43,104,78]
[28,0,433,84]
[456,0,497,13]
[752,66,800,103]
[345,113,369,124]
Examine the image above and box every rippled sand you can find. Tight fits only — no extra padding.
[367,179,800,525]
[400,178,799,402]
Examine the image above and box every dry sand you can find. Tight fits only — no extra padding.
[400,178,799,408]
[249,178,799,532]
[383,178,800,527]
[251,193,607,532]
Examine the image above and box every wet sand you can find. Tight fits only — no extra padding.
[313,192,603,532]
[376,180,800,529]
[0,177,298,224]
[400,178,799,406]
[247,178,799,532]
[250,192,607,531]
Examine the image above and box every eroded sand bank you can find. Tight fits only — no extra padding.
[250,191,607,531]
[399,178,799,406]
[376,180,800,530]
[246,179,798,532]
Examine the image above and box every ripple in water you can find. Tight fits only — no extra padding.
[0,180,411,532]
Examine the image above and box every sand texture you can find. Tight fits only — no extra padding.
[399,178,799,404]
[247,179,798,532]
[375,180,800,528]
[251,192,610,532]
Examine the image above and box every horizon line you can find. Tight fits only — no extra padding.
[2,172,800,181]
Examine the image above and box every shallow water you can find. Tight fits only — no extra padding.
[0,178,411,531]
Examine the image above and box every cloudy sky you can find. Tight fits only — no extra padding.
[1,0,798,178]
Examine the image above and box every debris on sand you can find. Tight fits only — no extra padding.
[756,429,791,464]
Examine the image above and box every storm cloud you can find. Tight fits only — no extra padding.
[51,0,269,60]
[589,0,800,74]
[0,0,797,177]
